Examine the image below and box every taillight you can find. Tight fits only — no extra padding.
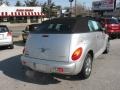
[108,24,119,30]
[105,24,108,28]
[72,48,83,61]
[111,26,119,30]
[7,32,12,36]
[22,61,27,65]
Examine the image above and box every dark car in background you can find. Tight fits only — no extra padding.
[118,17,120,23]
[97,17,120,39]
[22,24,40,42]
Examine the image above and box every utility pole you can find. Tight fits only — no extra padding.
[70,1,72,17]
[75,0,77,16]
[69,0,74,17]
[48,0,52,20]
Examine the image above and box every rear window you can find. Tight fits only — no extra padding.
[31,18,91,34]
[0,26,8,33]
[106,19,119,24]
[31,23,74,34]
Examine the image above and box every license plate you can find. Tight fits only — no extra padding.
[0,35,3,39]
[36,64,50,73]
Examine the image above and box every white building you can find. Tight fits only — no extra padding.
[0,4,46,30]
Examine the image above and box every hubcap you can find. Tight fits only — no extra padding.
[85,57,92,76]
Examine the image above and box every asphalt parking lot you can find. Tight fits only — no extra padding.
[0,39,120,90]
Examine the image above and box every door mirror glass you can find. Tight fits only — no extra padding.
[102,28,106,31]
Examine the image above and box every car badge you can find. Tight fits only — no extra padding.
[41,48,46,53]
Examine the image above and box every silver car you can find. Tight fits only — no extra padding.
[21,17,109,79]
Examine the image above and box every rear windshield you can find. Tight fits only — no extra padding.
[0,26,8,33]
[31,23,75,34]
[31,18,91,34]
[106,19,119,24]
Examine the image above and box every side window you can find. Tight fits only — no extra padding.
[92,21,99,31]
[88,20,99,32]
[88,20,94,32]
[96,22,103,30]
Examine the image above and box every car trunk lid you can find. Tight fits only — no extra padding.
[25,34,72,62]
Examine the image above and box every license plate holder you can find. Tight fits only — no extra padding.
[35,63,50,73]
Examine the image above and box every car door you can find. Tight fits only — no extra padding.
[93,21,106,55]
[89,20,105,57]
[88,20,100,56]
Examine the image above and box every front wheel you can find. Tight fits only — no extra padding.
[79,53,93,79]
[9,44,14,49]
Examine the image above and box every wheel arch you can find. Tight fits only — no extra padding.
[87,50,94,61]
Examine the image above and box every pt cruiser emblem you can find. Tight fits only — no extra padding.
[41,48,46,53]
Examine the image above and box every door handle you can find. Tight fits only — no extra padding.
[42,35,49,37]
[96,35,99,38]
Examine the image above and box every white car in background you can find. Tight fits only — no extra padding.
[0,25,14,49]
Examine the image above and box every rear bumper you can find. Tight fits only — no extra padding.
[0,38,13,46]
[21,56,83,75]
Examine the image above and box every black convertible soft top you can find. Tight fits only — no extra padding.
[32,17,95,34]
[42,17,95,33]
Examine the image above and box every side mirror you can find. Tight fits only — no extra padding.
[22,30,25,32]
[9,30,12,32]
[102,27,108,33]
[102,28,106,31]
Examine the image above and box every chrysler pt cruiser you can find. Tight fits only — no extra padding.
[21,17,109,79]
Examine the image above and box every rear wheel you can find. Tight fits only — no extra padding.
[103,41,110,54]
[79,53,93,79]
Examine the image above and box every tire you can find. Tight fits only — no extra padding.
[23,39,26,43]
[103,41,110,54]
[9,44,14,49]
[79,53,93,79]
[118,35,120,39]
[22,34,27,43]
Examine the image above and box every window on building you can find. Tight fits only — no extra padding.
[0,17,9,22]
[9,16,27,23]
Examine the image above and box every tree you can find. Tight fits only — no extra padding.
[24,0,39,6]
[4,0,10,6]
[15,0,22,6]
[72,3,89,16]
[42,2,61,18]
[0,0,4,5]
[42,2,49,17]
[0,0,10,6]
